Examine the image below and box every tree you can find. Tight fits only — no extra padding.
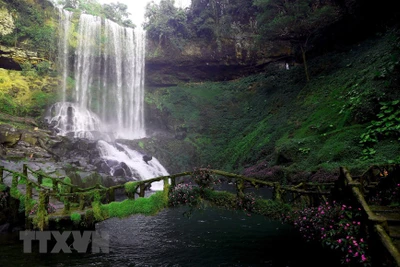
[254,0,341,81]
[143,0,189,47]
[102,2,134,28]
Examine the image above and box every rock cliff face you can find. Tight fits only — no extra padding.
[145,35,292,86]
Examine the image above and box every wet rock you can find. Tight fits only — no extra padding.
[0,125,20,147]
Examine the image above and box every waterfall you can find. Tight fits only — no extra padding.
[48,12,146,140]
[57,8,72,102]
[46,10,169,186]
[97,141,169,190]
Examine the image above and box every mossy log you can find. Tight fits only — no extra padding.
[341,167,400,266]
[375,224,400,267]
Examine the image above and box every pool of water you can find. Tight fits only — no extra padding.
[0,206,340,267]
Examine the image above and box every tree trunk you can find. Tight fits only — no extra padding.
[301,45,310,82]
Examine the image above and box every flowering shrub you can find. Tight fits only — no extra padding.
[369,183,400,206]
[237,192,257,216]
[283,201,370,266]
[192,167,221,190]
[242,162,284,182]
[29,202,57,215]
[169,183,200,207]
[309,169,338,183]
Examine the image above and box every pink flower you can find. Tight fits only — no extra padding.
[360,238,364,243]
[361,254,367,261]
[354,252,359,257]
[338,239,342,244]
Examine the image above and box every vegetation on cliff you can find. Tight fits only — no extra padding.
[146,27,400,178]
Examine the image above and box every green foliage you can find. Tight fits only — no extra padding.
[202,190,237,209]
[36,61,52,76]
[360,100,400,144]
[0,1,57,56]
[0,183,7,192]
[20,62,37,77]
[29,90,57,117]
[102,191,168,217]
[189,0,257,40]
[0,93,18,115]
[102,2,134,28]
[283,202,370,265]
[144,0,190,49]
[192,167,220,191]
[254,0,340,42]
[360,100,400,160]
[169,183,200,207]
[124,181,138,199]
[41,178,53,188]
[70,212,81,224]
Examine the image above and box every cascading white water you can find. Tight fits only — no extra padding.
[57,8,72,102]
[48,12,146,140]
[97,141,169,190]
[46,9,169,187]
[46,102,111,140]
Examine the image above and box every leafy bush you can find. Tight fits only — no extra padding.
[192,167,221,190]
[169,183,199,207]
[70,212,81,225]
[36,61,52,76]
[360,100,400,160]
[282,201,370,265]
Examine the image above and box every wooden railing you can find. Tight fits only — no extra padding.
[0,165,333,228]
[339,167,400,266]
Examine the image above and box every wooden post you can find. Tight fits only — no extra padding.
[273,182,282,202]
[79,194,85,210]
[63,196,70,214]
[44,190,49,209]
[23,164,28,179]
[0,166,3,184]
[108,188,115,202]
[236,179,245,199]
[139,183,145,198]
[53,180,58,193]
[11,173,18,193]
[38,190,47,230]
[37,174,43,185]
[25,181,32,229]
[170,177,176,187]
[163,177,170,194]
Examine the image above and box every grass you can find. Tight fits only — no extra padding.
[101,190,169,218]
[145,29,400,177]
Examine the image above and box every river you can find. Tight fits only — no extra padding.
[0,205,340,267]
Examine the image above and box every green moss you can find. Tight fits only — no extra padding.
[138,141,144,149]
[42,178,53,188]
[254,199,291,219]
[102,191,168,218]
[124,181,138,199]
[33,192,48,230]
[70,212,81,225]
[0,183,7,192]
[203,190,237,209]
